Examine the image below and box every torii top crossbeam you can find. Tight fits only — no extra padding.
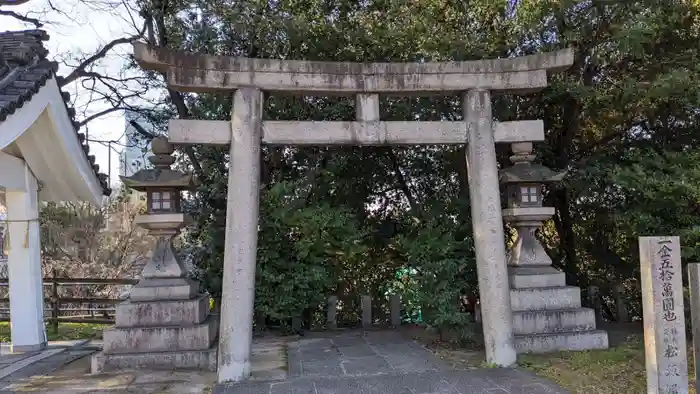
[132,42,573,95]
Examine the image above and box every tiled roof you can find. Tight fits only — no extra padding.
[0,30,111,196]
[0,30,53,121]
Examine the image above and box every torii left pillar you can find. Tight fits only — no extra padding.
[5,162,46,351]
[217,88,263,382]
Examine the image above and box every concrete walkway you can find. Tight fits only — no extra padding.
[214,330,569,394]
[0,341,98,392]
[0,340,217,393]
[0,331,570,393]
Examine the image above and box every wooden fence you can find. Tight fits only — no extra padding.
[0,269,137,333]
[0,271,648,336]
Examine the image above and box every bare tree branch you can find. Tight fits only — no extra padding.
[146,5,206,179]
[0,9,44,27]
[60,24,145,87]
[77,106,125,127]
[386,148,418,212]
[4,1,202,178]
[45,0,80,24]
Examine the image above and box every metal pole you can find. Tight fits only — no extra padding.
[107,141,112,186]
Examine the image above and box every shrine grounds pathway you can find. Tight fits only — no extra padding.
[0,330,569,393]
[214,330,569,394]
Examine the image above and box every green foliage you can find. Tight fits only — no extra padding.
[255,181,369,321]
[610,148,700,258]
[154,0,700,328]
[0,322,106,342]
[394,202,477,334]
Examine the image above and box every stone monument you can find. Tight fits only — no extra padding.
[688,262,700,389]
[640,236,688,394]
[91,136,218,373]
[500,142,608,353]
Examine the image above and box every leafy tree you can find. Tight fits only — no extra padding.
[7,0,700,329]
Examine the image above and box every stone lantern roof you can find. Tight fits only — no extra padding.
[499,164,566,184]
[498,142,566,184]
[119,136,195,191]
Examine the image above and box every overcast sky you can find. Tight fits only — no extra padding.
[1,0,144,187]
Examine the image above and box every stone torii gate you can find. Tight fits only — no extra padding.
[132,42,574,382]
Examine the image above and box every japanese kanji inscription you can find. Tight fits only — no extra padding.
[640,236,688,394]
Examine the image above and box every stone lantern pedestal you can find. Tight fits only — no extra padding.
[503,207,565,289]
[91,137,217,373]
[500,142,608,354]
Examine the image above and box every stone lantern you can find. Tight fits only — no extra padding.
[119,136,196,286]
[500,142,608,353]
[91,136,217,373]
[499,142,565,267]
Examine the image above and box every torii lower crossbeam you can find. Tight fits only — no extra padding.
[168,119,544,146]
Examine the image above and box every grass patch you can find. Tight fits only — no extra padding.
[0,322,107,342]
[403,324,696,393]
[518,333,696,394]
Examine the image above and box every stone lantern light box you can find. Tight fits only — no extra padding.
[507,183,542,208]
[147,188,179,213]
[500,142,563,210]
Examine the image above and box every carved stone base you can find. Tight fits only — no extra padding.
[129,277,198,302]
[92,293,218,373]
[514,330,609,354]
[103,314,218,354]
[504,208,608,353]
[91,346,217,373]
[508,266,565,289]
[115,294,210,327]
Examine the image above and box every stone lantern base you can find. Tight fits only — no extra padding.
[504,207,609,353]
[90,295,218,373]
[91,214,218,373]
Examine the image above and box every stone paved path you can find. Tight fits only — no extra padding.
[0,342,216,393]
[215,330,569,394]
[0,347,96,392]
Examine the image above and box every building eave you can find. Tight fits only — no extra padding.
[0,77,106,205]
